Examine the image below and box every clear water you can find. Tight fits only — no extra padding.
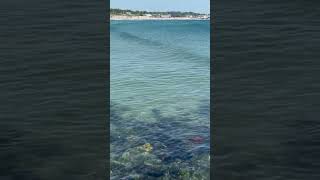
[111,20,210,179]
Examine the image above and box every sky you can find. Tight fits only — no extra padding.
[110,0,210,14]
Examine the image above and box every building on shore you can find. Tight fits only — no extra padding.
[200,15,210,19]
[160,14,172,18]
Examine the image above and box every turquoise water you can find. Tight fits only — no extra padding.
[111,20,210,179]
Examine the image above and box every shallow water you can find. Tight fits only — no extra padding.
[111,20,210,179]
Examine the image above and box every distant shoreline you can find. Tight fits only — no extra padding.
[110,15,209,21]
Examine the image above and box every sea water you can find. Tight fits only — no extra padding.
[111,20,210,179]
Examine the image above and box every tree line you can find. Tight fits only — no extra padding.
[110,8,206,17]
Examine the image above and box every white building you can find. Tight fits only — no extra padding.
[201,15,209,19]
[160,14,171,18]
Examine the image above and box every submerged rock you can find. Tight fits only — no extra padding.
[111,104,210,179]
[141,143,153,152]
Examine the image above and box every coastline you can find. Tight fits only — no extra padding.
[110,15,209,21]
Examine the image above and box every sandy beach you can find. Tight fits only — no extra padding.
[110,15,209,21]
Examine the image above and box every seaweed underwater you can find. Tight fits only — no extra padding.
[110,102,210,180]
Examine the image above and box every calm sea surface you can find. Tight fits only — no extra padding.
[0,1,107,179]
[111,20,210,179]
[213,1,320,179]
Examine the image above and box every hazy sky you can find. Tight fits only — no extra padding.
[110,0,210,14]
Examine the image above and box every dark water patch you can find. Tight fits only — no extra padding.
[112,30,209,65]
[0,0,108,179]
[118,31,163,47]
[213,0,320,179]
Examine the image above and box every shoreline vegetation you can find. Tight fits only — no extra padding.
[110,8,210,20]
